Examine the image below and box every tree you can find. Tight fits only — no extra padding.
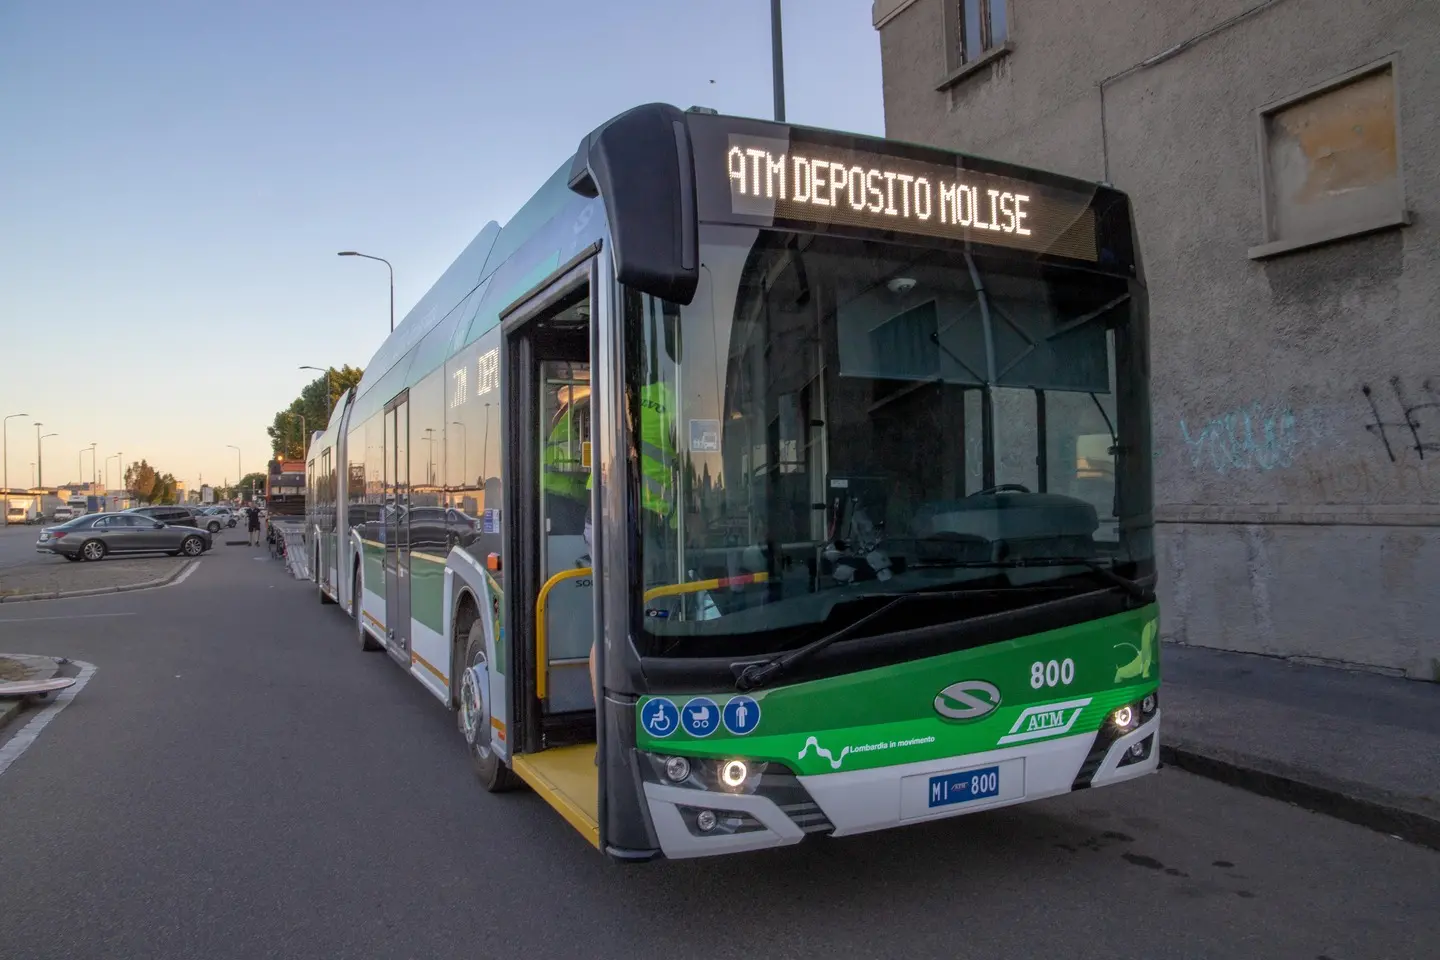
[268,365,364,458]
[237,472,267,501]
[124,460,159,503]
[122,460,181,504]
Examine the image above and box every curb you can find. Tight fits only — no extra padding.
[1161,742,1440,853]
[0,559,198,605]
[0,698,25,734]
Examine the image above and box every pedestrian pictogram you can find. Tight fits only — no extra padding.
[723,695,761,735]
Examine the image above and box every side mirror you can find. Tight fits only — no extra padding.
[154,521,164,529]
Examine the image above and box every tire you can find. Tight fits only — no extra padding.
[459,619,519,792]
[180,536,205,557]
[80,539,107,562]
[354,562,380,651]
[207,521,222,534]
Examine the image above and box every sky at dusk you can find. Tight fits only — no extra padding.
[0,0,883,493]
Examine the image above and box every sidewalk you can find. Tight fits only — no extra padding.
[0,653,62,732]
[1161,642,1440,850]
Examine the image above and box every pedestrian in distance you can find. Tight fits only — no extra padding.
[246,504,261,546]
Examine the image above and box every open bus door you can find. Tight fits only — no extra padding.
[497,252,607,848]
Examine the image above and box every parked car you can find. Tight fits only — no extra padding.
[36,512,211,561]
[51,505,75,523]
[197,506,238,531]
[124,505,201,528]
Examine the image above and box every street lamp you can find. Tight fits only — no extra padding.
[450,421,466,489]
[3,412,28,523]
[337,251,395,332]
[771,0,786,121]
[37,428,57,488]
[86,442,97,487]
[299,365,334,417]
[226,444,241,493]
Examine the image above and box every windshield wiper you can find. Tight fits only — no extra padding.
[732,561,1151,692]
[734,590,975,692]
[929,557,1152,602]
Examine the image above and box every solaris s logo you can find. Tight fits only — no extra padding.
[934,680,1002,721]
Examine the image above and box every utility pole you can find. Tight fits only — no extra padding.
[2,413,28,524]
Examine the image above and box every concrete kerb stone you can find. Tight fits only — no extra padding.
[0,559,198,604]
[1161,741,1440,853]
[0,653,63,733]
[0,698,24,733]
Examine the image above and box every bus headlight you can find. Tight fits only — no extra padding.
[1112,705,1135,730]
[664,756,692,782]
[720,759,749,788]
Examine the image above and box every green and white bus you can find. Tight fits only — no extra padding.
[305,103,1160,861]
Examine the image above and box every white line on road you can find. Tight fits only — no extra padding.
[0,612,138,624]
[0,658,97,778]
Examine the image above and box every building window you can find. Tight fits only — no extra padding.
[953,0,1007,67]
[1251,57,1408,259]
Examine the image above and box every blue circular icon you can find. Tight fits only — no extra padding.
[680,697,720,738]
[640,698,679,739]
[723,696,762,736]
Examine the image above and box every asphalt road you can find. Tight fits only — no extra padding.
[0,522,49,571]
[0,542,1435,960]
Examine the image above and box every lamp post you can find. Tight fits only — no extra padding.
[450,421,466,490]
[337,251,395,332]
[3,412,28,523]
[37,428,57,488]
[299,365,334,417]
[86,442,97,488]
[482,402,493,486]
[771,0,786,121]
[226,445,241,494]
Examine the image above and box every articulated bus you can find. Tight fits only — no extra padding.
[305,104,1160,862]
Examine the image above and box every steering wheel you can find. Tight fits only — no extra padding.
[972,483,1031,496]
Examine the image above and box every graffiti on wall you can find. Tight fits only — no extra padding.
[1361,377,1440,462]
[1178,402,1325,474]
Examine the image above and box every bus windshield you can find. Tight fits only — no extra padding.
[629,224,1152,658]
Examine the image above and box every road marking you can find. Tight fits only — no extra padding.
[0,658,97,778]
[0,612,137,624]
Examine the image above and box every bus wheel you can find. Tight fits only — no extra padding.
[459,620,519,792]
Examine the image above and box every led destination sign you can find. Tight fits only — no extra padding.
[724,135,1099,261]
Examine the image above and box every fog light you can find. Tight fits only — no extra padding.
[696,809,718,832]
[664,756,691,782]
[1142,694,1156,714]
[1113,705,1135,729]
[720,759,749,788]
[1129,741,1146,757]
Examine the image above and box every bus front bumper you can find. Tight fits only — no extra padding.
[641,711,1161,859]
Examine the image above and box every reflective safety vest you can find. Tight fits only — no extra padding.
[541,403,588,504]
[584,381,678,524]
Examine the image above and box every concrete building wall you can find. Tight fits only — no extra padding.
[873,0,1440,679]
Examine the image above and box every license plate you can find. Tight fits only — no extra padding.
[927,765,1001,809]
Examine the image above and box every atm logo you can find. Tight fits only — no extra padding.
[996,697,1093,745]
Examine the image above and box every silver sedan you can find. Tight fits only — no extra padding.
[36,512,212,562]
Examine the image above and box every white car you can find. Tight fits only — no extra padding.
[195,507,237,533]
[51,506,75,523]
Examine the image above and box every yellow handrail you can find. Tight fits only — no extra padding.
[535,566,592,700]
[643,571,768,604]
[534,568,769,700]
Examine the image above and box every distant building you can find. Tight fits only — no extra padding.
[872,0,1438,678]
